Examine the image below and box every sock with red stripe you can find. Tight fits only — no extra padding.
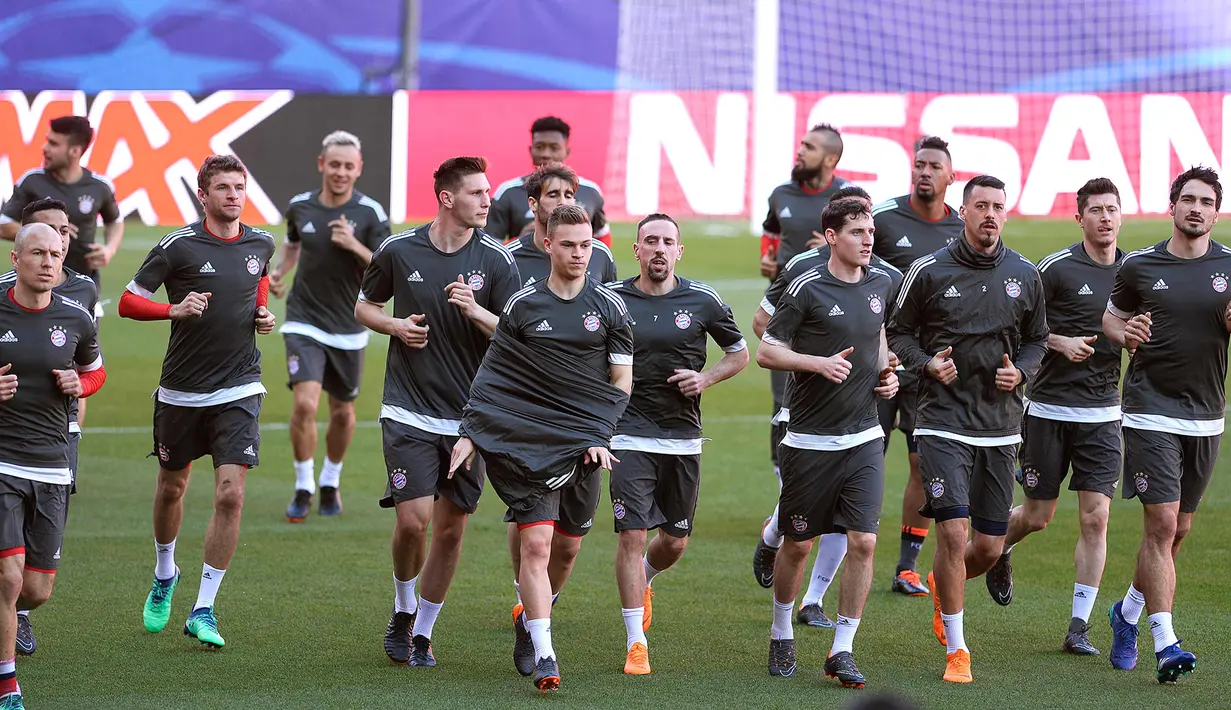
[0,658,17,698]
[898,526,928,574]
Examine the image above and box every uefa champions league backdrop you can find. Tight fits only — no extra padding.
[3,0,1231,224]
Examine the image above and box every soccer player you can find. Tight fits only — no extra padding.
[982,178,1124,655]
[871,136,964,597]
[751,192,904,628]
[887,175,1048,683]
[119,155,277,650]
[449,204,633,692]
[269,131,390,522]
[756,198,899,687]
[607,213,748,674]
[0,200,100,657]
[355,157,520,668]
[506,162,616,287]
[487,117,610,246]
[1102,166,1231,683]
[0,222,106,709]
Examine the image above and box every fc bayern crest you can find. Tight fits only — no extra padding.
[1134,474,1148,493]
[869,296,883,314]
[158,444,170,462]
[1004,279,1022,298]
[792,516,808,533]
[246,256,261,275]
[287,355,300,376]
[674,311,692,329]
[77,194,94,214]
[49,326,66,347]
[613,501,626,520]
[392,470,407,490]
[1213,273,1228,293]
[930,479,945,498]
[467,272,485,291]
[1023,469,1038,489]
[583,314,601,332]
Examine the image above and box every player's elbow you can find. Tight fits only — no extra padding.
[1100,310,1124,346]
[117,290,139,319]
[755,343,778,370]
[752,309,769,339]
[730,346,751,374]
[0,222,17,241]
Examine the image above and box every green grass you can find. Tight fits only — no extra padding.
[21,217,1228,709]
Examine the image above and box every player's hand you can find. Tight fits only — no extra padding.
[887,349,901,370]
[445,275,479,318]
[760,253,778,280]
[806,230,827,249]
[393,314,429,349]
[329,217,361,253]
[995,353,1023,391]
[926,346,957,385]
[84,243,114,269]
[584,446,620,471]
[667,368,709,397]
[52,368,82,397]
[255,306,276,335]
[269,273,289,298]
[816,346,855,384]
[64,222,79,240]
[875,366,898,399]
[169,292,211,319]
[0,364,17,401]
[447,437,476,479]
[1058,335,1098,363]
[1124,312,1152,351]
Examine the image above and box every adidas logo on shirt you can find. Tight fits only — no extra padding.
[779,206,792,219]
[944,285,961,298]
[674,519,689,529]
[243,445,256,456]
[1152,279,1169,291]
[828,304,845,317]
[1078,284,1093,295]
[301,222,316,234]
[407,271,424,282]
[0,331,16,343]
[524,276,537,287]
[896,235,912,248]
[199,262,215,274]
[535,320,553,332]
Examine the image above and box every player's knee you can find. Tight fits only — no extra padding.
[394,510,429,541]
[18,581,52,609]
[845,532,876,560]
[1024,507,1053,533]
[1172,516,1193,546]
[661,533,689,557]
[156,471,190,501]
[1078,505,1109,538]
[328,399,355,425]
[1143,507,1179,544]
[0,567,22,602]
[520,534,552,563]
[292,391,320,420]
[214,480,245,515]
[617,529,647,553]
[971,535,1003,566]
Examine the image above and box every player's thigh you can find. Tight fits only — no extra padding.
[915,435,975,515]
[379,419,446,508]
[654,453,701,537]
[1178,433,1221,514]
[834,441,885,535]
[437,433,485,515]
[152,400,210,471]
[1122,428,1183,506]
[486,453,560,529]
[777,445,840,541]
[556,465,602,538]
[969,444,1018,532]
[1020,414,1070,500]
[23,481,68,574]
[284,334,328,390]
[0,475,28,559]
[208,395,262,469]
[609,449,663,533]
[895,374,920,434]
[321,344,364,403]
[1067,420,1122,499]
[68,431,80,496]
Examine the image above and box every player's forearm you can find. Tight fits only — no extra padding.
[1045,333,1073,353]
[752,306,770,339]
[78,366,107,397]
[273,242,300,278]
[1013,337,1049,385]
[118,289,171,321]
[466,306,499,338]
[0,222,17,241]
[610,364,633,394]
[705,348,750,388]
[354,299,399,335]
[350,243,374,266]
[879,329,890,371]
[886,328,930,372]
[1102,310,1129,349]
[756,339,821,374]
[104,220,124,252]
[256,275,270,309]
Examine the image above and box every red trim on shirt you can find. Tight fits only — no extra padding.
[799,177,834,195]
[202,219,244,243]
[6,289,49,312]
[256,274,270,308]
[118,290,172,320]
[79,365,107,398]
[908,195,953,223]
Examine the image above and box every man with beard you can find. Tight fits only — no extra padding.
[271,131,390,522]
[1103,167,1230,683]
[887,175,1048,683]
[871,136,964,598]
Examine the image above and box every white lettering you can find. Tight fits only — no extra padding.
[920,95,1023,209]
[1139,95,1227,214]
[807,94,909,203]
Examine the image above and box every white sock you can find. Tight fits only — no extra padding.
[1121,584,1146,625]
[526,617,555,661]
[801,533,847,607]
[771,598,794,641]
[774,464,782,489]
[395,575,418,614]
[643,557,661,586]
[193,564,226,610]
[942,610,968,653]
[319,458,343,488]
[1072,583,1099,623]
[622,607,647,650]
[154,538,177,580]
[294,459,315,494]
[551,592,560,606]
[830,615,861,655]
[514,580,522,605]
[1148,612,1179,653]
[412,598,443,639]
[763,507,784,549]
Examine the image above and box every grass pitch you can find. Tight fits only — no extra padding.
[20,217,1227,709]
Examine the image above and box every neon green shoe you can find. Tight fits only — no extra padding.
[184,606,225,648]
[143,568,180,633]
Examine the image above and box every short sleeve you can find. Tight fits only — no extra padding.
[365,212,392,251]
[285,204,301,244]
[74,316,103,372]
[98,185,120,224]
[358,245,396,305]
[591,192,610,240]
[1107,259,1141,320]
[606,307,634,366]
[763,279,809,347]
[129,248,173,296]
[705,296,746,352]
[0,180,31,223]
[599,249,618,283]
[762,193,780,235]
